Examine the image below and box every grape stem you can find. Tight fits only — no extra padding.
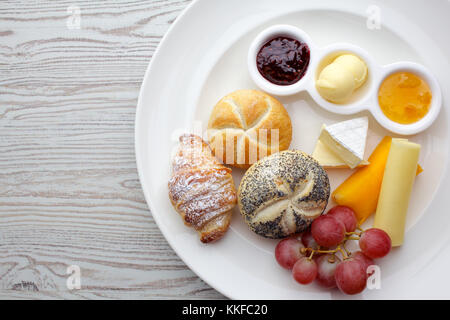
[327,254,336,263]
[301,228,365,260]
[342,241,351,256]
[299,224,368,260]
[337,246,348,260]
[301,244,348,260]
[345,231,362,237]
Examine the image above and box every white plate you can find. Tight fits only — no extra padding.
[135,0,450,299]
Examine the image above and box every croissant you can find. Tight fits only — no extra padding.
[168,134,237,243]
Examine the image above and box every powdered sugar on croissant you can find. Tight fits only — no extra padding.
[168,134,237,243]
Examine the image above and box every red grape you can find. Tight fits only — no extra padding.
[334,259,367,295]
[275,237,305,270]
[292,257,318,285]
[353,251,375,276]
[311,215,345,247]
[316,254,340,288]
[359,228,391,259]
[301,231,319,250]
[327,206,357,232]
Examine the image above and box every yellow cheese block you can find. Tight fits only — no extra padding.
[373,138,420,246]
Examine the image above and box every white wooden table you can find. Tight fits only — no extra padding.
[0,0,225,299]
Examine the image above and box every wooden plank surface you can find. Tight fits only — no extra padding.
[0,0,226,299]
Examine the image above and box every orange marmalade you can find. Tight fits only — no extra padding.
[378,72,432,124]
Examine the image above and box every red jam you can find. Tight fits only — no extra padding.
[256,36,310,86]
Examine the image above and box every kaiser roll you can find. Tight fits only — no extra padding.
[238,150,330,238]
[207,89,292,168]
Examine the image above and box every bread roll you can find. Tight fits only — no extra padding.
[207,90,292,169]
[168,134,237,243]
[238,150,330,238]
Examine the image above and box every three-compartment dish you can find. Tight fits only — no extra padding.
[248,24,442,135]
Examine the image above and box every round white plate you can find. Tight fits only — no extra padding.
[135,0,450,299]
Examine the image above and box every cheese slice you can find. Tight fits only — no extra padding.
[318,117,369,169]
[312,139,369,168]
[374,139,420,246]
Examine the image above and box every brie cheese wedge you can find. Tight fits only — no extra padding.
[312,139,369,168]
[314,117,369,169]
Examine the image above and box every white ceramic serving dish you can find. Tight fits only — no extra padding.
[248,24,442,135]
[135,0,450,299]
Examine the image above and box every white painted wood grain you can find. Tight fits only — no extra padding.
[0,0,225,299]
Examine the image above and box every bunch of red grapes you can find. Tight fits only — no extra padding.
[275,206,392,295]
